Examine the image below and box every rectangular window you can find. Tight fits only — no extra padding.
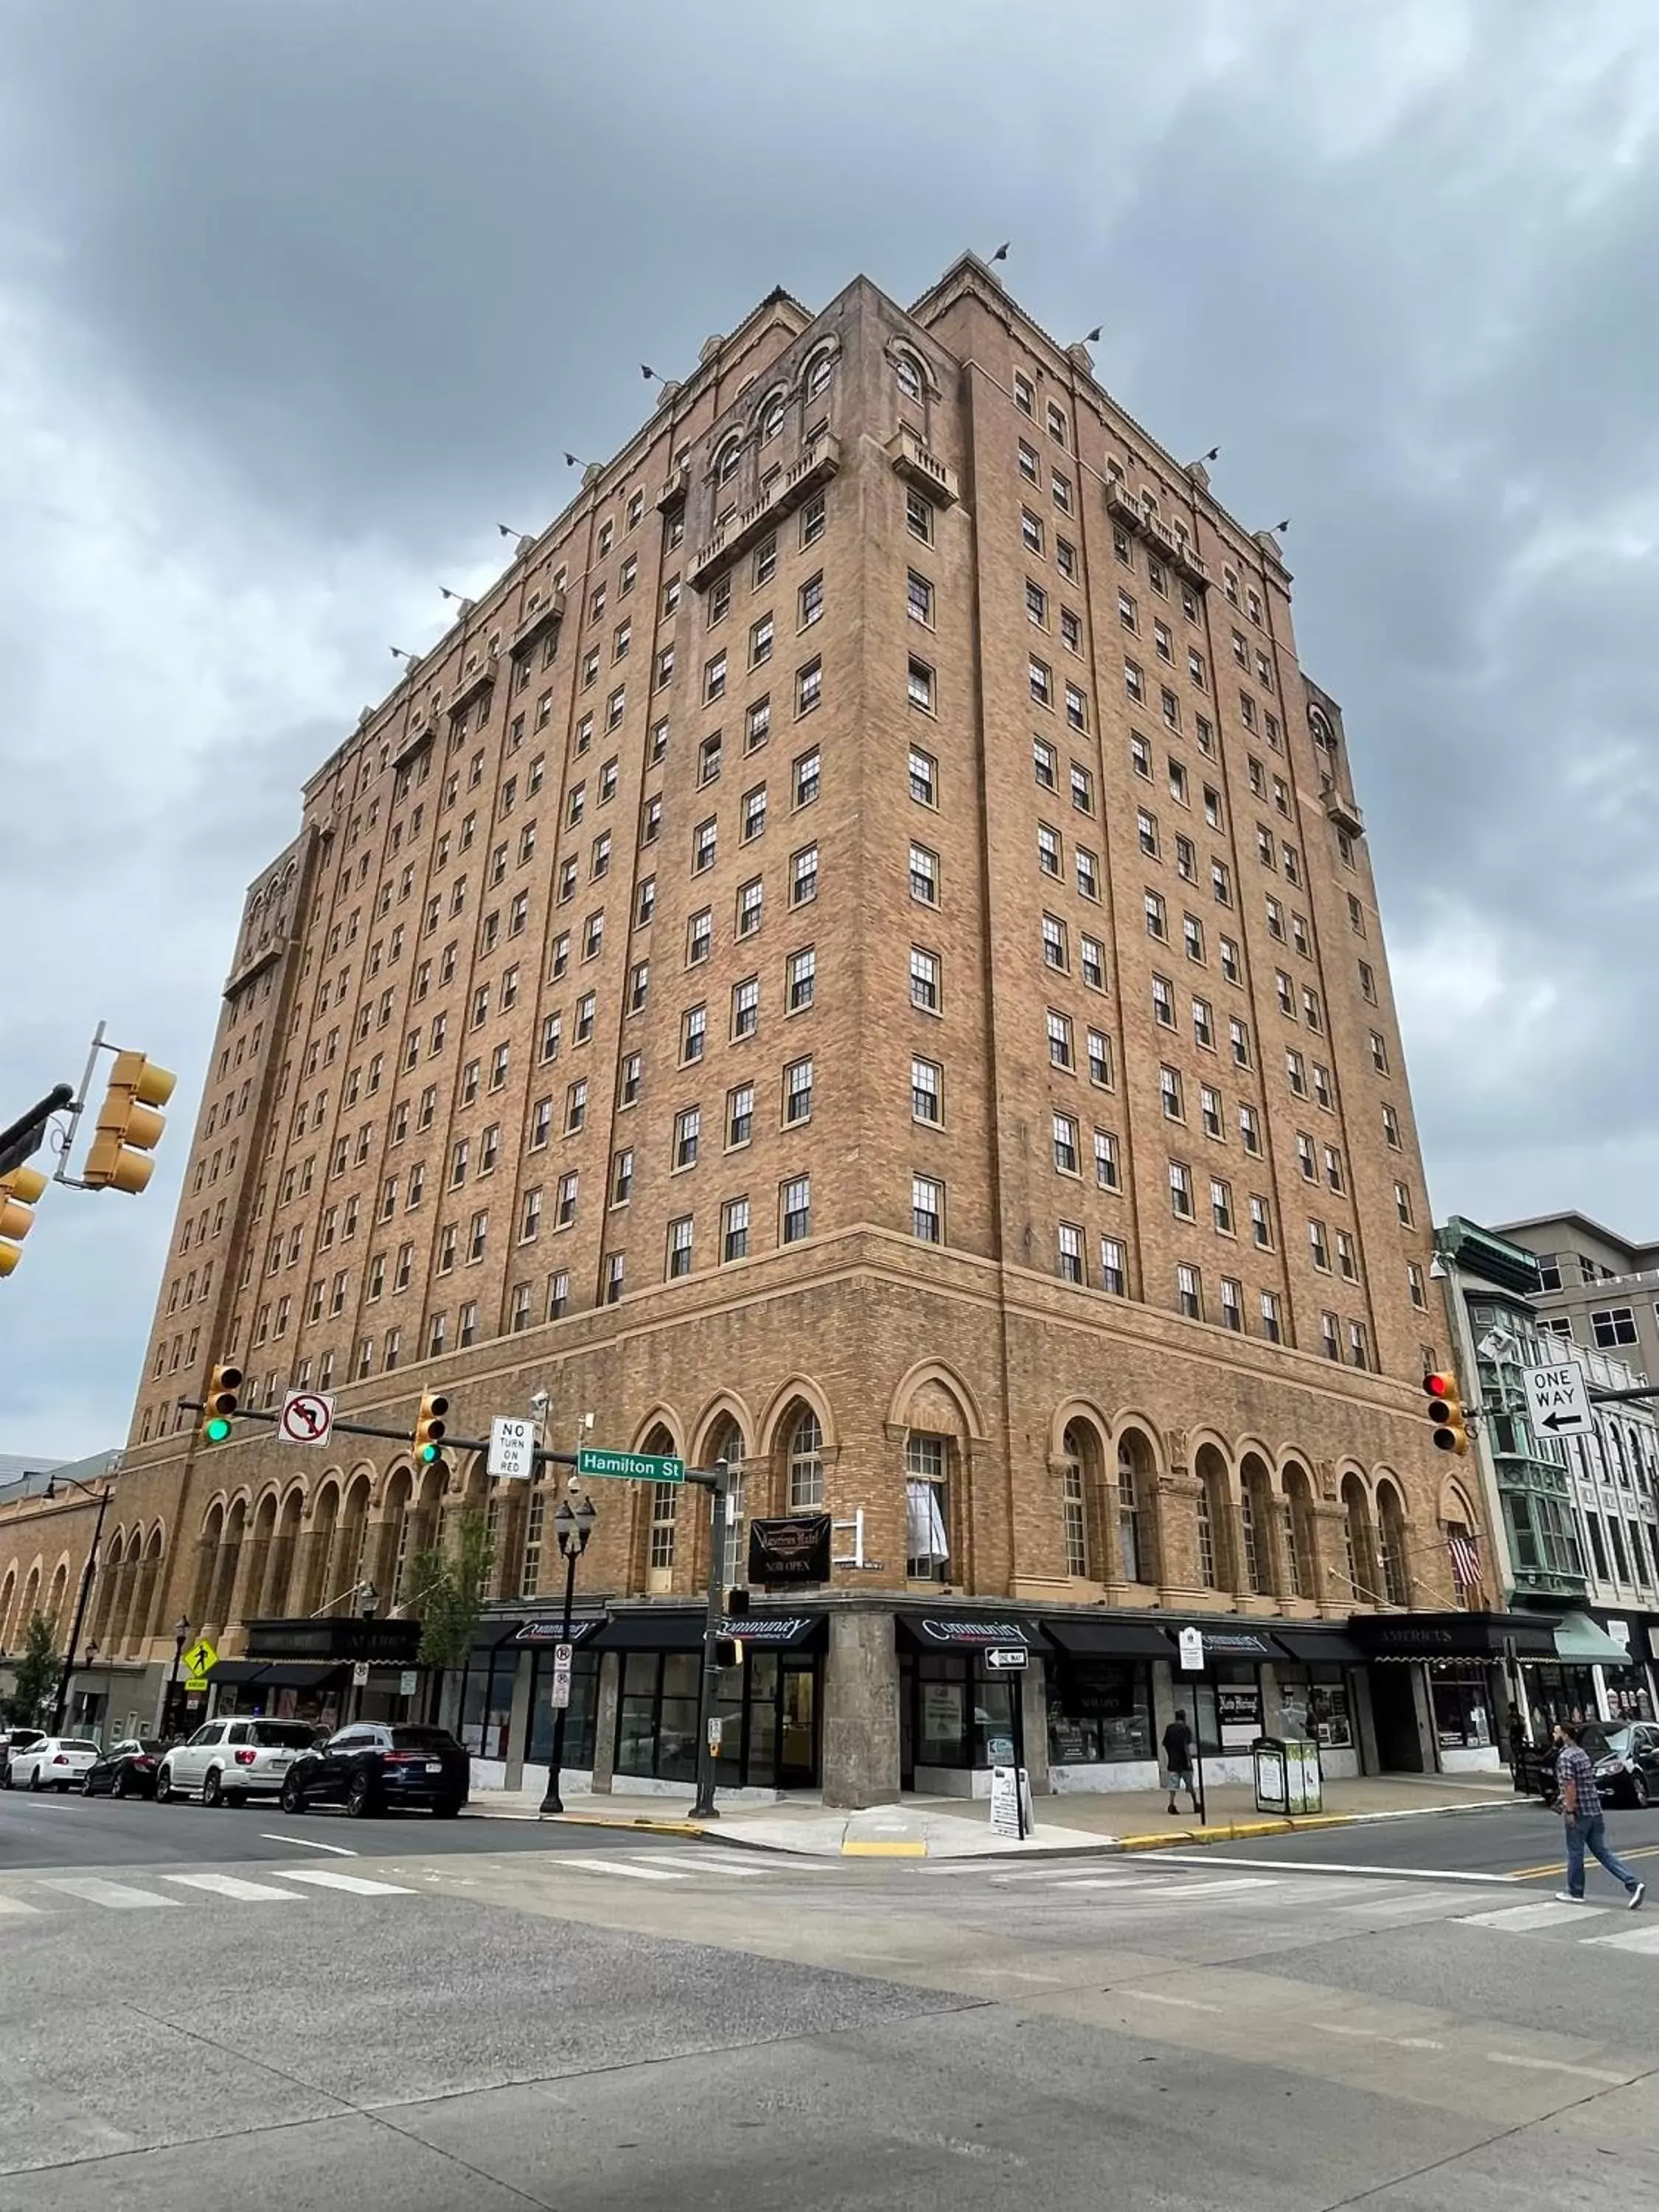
[907,571,933,626]
[741,784,767,841]
[784,1056,813,1124]
[910,946,941,1011]
[1152,975,1175,1028]
[1086,1029,1112,1087]
[912,1056,942,1123]
[781,1175,811,1243]
[1047,1009,1074,1070]
[1042,914,1067,971]
[674,1107,700,1169]
[1093,1129,1120,1190]
[1057,1222,1084,1284]
[1080,936,1105,992]
[1250,1195,1272,1249]
[793,748,821,807]
[1220,1277,1243,1332]
[726,1082,754,1147]
[667,1216,694,1279]
[1260,1290,1282,1343]
[786,946,815,1012]
[791,843,818,906]
[908,746,937,805]
[796,658,822,716]
[909,842,939,905]
[722,1196,751,1262]
[751,613,775,666]
[911,1175,943,1243]
[1038,822,1062,877]
[906,489,933,543]
[1177,1264,1201,1320]
[1309,1220,1331,1270]
[1169,1161,1194,1218]
[1029,658,1051,709]
[1211,1177,1234,1234]
[1099,1235,1126,1294]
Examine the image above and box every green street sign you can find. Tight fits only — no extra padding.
[577,1447,686,1485]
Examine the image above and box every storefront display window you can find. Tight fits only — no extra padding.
[526,1647,599,1770]
[1430,1668,1492,1748]
[903,1653,1016,1773]
[1189,1661,1263,1752]
[459,1653,517,1758]
[1046,1660,1152,1764]
[1277,1666,1354,1749]
[1523,1662,1601,1736]
[615,1646,818,1788]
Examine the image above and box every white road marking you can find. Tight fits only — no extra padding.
[40,1877,182,1910]
[1130,1990,1222,2013]
[1587,1924,1659,1954]
[279,1869,413,1896]
[626,1850,782,1877]
[164,1872,305,1902]
[559,1855,688,1882]
[1484,2050,1630,2084]
[259,1832,357,1856]
[1312,2021,1445,2051]
[0,1893,43,1916]
[1461,1901,1610,1932]
[1147,1852,1516,1885]
[1145,1877,1280,1897]
[1048,1877,1174,1892]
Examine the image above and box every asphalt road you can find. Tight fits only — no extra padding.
[7,1804,1659,2210]
[1182,1798,1659,1886]
[0,1784,671,1868]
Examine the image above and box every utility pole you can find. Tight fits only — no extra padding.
[690,1459,731,1820]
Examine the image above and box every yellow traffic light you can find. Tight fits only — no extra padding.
[201,1363,243,1445]
[84,1052,176,1194]
[1424,1369,1470,1457]
[0,1166,48,1279]
[414,1389,449,1464]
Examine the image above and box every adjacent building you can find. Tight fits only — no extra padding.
[0,254,1489,1798]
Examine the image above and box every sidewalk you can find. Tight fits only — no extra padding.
[465,1768,1520,1860]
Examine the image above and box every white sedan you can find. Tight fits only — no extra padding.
[7,1738,102,1792]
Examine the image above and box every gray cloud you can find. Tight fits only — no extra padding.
[1,0,1656,1453]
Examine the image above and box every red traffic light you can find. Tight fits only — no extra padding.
[1423,1372,1454,1399]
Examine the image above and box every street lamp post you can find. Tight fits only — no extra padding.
[538,1494,597,1818]
[164,1615,189,1738]
[46,1475,114,1736]
[349,1580,379,1723]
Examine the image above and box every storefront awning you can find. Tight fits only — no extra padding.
[470,1618,529,1652]
[1177,1625,1279,1658]
[895,1614,1042,1653]
[725,1615,826,1650]
[249,1661,346,1690]
[593,1611,705,1652]
[1553,1612,1635,1666]
[1273,1628,1368,1667]
[593,1611,826,1652]
[512,1617,606,1648]
[1043,1617,1176,1660]
[1349,1610,1560,1661]
[203,1660,267,1687]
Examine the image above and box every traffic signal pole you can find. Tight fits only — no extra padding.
[690,1459,731,1821]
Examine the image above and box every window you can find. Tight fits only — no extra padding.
[1038,822,1062,877]
[907,571,933,626]
[791,843,818,907]
[1161,1065,1183,1121]
[1312,1063,1333,1111]
[1382,1103,1402,1150]
[1070,761,1093,814]
[751,613,775,667]
[566,1079,588,1133]
[1287,1048,1307,1096]
[1029,657,1051,709]
[1026,578,1048,627]
[692,817,717,872]
[1183,914,1205,964]
[575,991,596,1043]
[1042,914,1068,971]
[1228,1017,1251,1068]
[912,1175,943,1243]
[737,877,764,939]
[1144,888,1166,940]
[1032,737,1058,790]
[674,1107,700,1169]
[800,493,826,547]
[1408,1260,1427,1310]
[741,785,768,841]
[1303,986,1323,1033]
[1057,538,1077,580]
[1211,860,1232,906]
[1060,608,1081,653]
[1152,975,1175,1028]
[910,947,941,1011]
[1047,1009,1074,1069]
[1175,835,1197,884]
[1057,1222,1085,1284]
[667,1216,694,1280]
[1249,1194,1272,1249]
[912,1056,942,1123]
[908,843,939,905]
[796,659,822,716]
[785,1056,813,1124]
[1137,808,1159,858]
[1296,1132,1317,1181]
[1220,935,1241,986]
[1169,1161,1194,1218]
[611,1148,634,1206]
[792,747,821,809]
[722,1196,750,1261]
[1065,682,1087,732]
[1336,1230,1357,1281]
[1308,1220,1331,1271]
[1177,1264,1201,1319]
[1593,1307,1639,1349]
[1093,1129,1120,1190]
[1192,997,1214,1051]
[781,1175,812,1243]
[906,489,933,543]
[1260,1290,1282,1343]
[1200,1085,1222,1138]
[908,746,937,806]
[1369,1029,1390,1075]
[1220,1277,1243,1332]
[1018,438,1040,484]
[786,946,815,1012]
[698,732,723,787]
[1080,935,1105,991]
[1321,1312,1340,1363]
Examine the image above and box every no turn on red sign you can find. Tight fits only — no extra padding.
[277,1389,336,1446]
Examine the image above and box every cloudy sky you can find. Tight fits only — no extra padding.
[1,1,1655,1458]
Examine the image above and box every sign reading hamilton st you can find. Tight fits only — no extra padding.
[577,1447,685,1486]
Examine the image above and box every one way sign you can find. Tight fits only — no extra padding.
[1522,1362,1594,1439]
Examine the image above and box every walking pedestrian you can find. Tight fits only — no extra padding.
[1163,1708,1198,1818]
[1554,1719,1646,1908]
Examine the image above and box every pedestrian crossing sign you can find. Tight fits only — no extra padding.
[183,1638,218,1683]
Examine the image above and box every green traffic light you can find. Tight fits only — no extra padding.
[419,1442,439,1462]
[205,1416,232,1444]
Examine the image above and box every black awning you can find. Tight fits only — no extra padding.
[470,1618,528,1652]
[895,1613,1043,1654]
[1349,1610,1559,1661]
[1043,1617,1176,1660]
[251,1661,347,1690]
[512,1616,605,1648]
[725,1613,826,1650]
[203,1660,267,1687]
[1273,1628,1368,1666]
[593,1611,704,1652]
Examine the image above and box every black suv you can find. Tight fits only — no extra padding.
[279,1722,469,1818]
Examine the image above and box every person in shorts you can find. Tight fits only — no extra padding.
[1163,1709,1197,1817]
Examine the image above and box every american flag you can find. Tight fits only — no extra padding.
[1447,1533,1482,1590]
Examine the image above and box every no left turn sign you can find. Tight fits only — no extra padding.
[277,1389,336,1446]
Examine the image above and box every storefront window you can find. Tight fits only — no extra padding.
[1046,1660,1152,1764]
[615,1646,818,1787]
[459,1652,516,1757]
[908,1653,1015,1770]
[526,1648,599,1769]
[1523,1663,1601,1736]
[1431,1668,1492,1748]
[1190,1661,1263,1753]
[1276,1665,1354,1749]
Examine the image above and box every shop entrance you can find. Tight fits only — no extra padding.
[1369,1666,1426,1770]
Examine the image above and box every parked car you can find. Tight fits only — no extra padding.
[7,1737,102,1791]
[156,1717,321,1806]
[0,1727,46,1784]
[81,1739,169,1800]
[1520,1722,1659,1809]
[279,1722,469,1818]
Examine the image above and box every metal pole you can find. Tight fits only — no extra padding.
[51,1484,111,1735]
[1010,1663,1029,1840]
[539,1543,580,1817]
[689,1459,729,1820]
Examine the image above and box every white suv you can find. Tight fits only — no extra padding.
[156,1717,320,1806]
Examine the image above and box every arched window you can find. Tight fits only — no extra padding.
[1194,1445,1231,1590]
[1240,1454,1276,1596]
[905,1433,951,1582]
[759,392,787,444]
[1378,1481,1409,1607]
[1343,1475,1379,1604]
[1283,1462,1316,1599]
[715,436,743,486]
[804,345,836,400]
[1116,1432,1156,1585]
[0,1570,15,1650]
[893,349,923,401]
[1061,1420,1102,1578]
[787,1409,823,1512]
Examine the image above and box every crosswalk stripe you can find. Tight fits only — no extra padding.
[164,1873,304,1903]
[279,1869,413,1896]
[1152,1877,1280,1897]
[1461,1901,1610,1932]
[0,1893,43,1916]
[559,1855,688,1882]
[39,1877,182,1910]
[1586,1924,1659,1953]
[1048,1877,1172,1892]
[625,1851,775,1877]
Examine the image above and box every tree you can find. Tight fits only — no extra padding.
[1,1612,60,1728]
[406,1506,494,1674]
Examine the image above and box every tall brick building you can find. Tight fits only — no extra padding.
[1,254,1512,1799]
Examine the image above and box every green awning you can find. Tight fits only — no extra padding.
[1552,1613,1633,1665]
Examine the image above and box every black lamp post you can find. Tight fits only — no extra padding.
[538,1494,597,1817]
[165,1615,190,1737]
[46,1475,113,1736]
[349,1581,378,1722]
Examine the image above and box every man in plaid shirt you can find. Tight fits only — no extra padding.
[1554,1719,1646,1907]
